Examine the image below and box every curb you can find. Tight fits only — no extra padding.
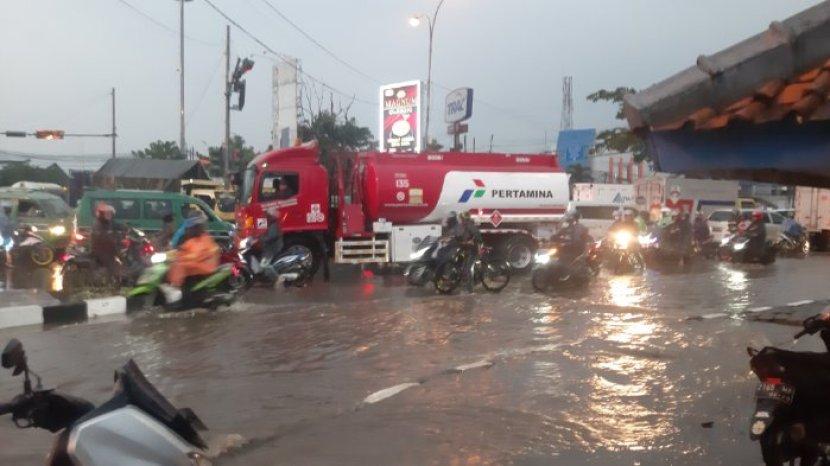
[0,295,141,331]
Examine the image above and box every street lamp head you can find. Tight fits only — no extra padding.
[408,16,422,28]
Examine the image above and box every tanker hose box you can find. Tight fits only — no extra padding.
[391,225,442,263]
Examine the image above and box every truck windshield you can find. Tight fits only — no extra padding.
[241,167,256,205]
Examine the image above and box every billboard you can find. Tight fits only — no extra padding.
[556,128,596,168]
[445,88,473,123]
[380,80,421,153]
[273,58,300,149]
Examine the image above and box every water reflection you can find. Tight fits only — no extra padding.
[606,276,645,308]
[717,263,749,313]
[584,311,676,450]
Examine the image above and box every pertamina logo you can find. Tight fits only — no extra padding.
[459,179,486,203]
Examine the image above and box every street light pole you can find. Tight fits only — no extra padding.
[412,0,446,150]
[178,0,192,156]
[224,25,231,187]
[111,87,116,159]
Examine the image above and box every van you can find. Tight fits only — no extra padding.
[569,202,638,240]
[0,188,73,251]
[76,189,233,244]
[181,179,237,222]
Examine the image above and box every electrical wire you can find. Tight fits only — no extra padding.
[116,0,218,47]
[200,0,377,106]
[187,52,225,126]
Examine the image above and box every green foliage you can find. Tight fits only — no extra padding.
[587,87,648,161]
[131,140,184,160]
[206,134,257,177]
[425,138,444,151]
[298,110,374,161]
[0,162,68,187]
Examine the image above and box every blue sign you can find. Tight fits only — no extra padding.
[556,129,596,169]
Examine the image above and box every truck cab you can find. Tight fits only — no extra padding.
[236,142,330,269]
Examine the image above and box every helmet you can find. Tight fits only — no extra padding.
[443,211,458,228]
[623,209,634,219]
[95,202,115,216]
[612,210,621,220]
[752,210,764,221]
[183,213,207,229]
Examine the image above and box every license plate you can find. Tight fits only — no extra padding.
[756,382,794,405]
[713,227,723,232]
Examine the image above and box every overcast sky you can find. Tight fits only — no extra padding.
[0,0,824,168]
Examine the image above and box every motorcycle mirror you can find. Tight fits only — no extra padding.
[1,339,27,375]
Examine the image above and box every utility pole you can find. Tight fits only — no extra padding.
[489,134,494,152]
[111,88,116,159]
[224,25,231,187]
[178,0,190,155]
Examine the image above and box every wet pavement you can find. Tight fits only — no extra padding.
[1,255,830,464]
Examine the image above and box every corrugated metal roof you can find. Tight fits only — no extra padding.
[95,158,205,180]
[625,0,830,132]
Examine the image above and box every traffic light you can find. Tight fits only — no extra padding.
[35,130,65,140]
[3,131,27,138]
[231,58,254,83]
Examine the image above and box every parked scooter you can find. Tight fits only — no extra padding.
[0,338,209,465]
[531,242,600,292]
[127,251,241,311]
[748,314,830,465]
[238,236,312,287]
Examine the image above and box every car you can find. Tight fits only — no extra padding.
[75,189,234,246]
[0,188,73,252]
[709,209,785,242]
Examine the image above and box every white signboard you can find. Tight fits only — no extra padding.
[445,88,474,123]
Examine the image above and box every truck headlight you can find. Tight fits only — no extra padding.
[49,225,66,236]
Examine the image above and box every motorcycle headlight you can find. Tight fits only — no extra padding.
[720,236,731,246]
[239,237,253,250]
[410,246,430,260]
[534,248,557,264]
[734,241,747,251]
[150,252,168,264]
[638,234,656,247]
[49,225,67,236]
[613,231,633,249]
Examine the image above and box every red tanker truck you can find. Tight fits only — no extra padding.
[235,141,569,273]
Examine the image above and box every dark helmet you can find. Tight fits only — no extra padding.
[752,210,764,222]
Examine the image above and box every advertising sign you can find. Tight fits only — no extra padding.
[556,129,596,169]
[380,80,421,153]
[445,88,473,123]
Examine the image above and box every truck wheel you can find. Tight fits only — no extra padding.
[501,236,536,273]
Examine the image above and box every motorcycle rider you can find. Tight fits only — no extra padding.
[551,210,592,267]
[160,214,220,304]
[454,211,482,292]
[90,202,126,279]
[661,209,692,256]
[742,210,767,260]
[0,206,13,267]
[693,210,711,245]
[259,207,285,281]
[155,209,176,250]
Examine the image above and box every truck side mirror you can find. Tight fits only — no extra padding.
[2,339,27,376]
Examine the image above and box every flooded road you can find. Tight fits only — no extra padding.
[1,256,829,464]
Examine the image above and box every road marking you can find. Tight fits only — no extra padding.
[363,382,420,404]
[700,313,727,319]
[787,300,815,307]
[454,359,493,372]
[747,306,772,313]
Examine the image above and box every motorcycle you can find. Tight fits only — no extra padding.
[0,338,208,465]
[432,244,511,294]
[775,231,810,256]
[127,251,241,311]
[718,234,776,264]
[602,229,644,274]
[1,226,54,268]
[237,236,312,287]
[405,236,452,287]
[748,314,830,465]
[58,227,155,293]
[531,242,600,292]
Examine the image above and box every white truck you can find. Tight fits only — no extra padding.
[634,173,747,220]
[794,186,830,250]
[572,183,635,205]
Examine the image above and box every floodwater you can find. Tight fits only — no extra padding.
[1,256,830,464]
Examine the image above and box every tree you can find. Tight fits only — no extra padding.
[206,134,257,178]
[298,109,374,164]
[131,140,184,160]
[587,87,648,161]
[0,162,68,187]
[565,164,594,184]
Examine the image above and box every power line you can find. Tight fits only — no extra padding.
[254,0,382,84]
[200,0,377,106]
[116,0,218,47]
